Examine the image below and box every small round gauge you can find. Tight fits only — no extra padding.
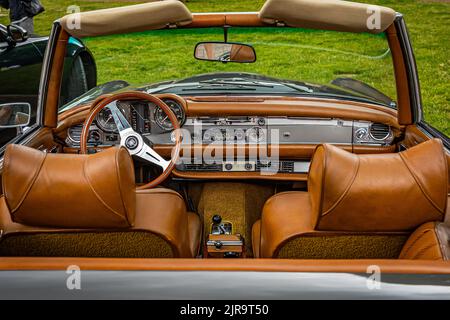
[246,127,266,143]
[154,99,186,131]
[96,108,119,133]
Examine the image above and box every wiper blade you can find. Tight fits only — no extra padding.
[280,82,314,93]
[182,85,257,91]
[199,78,316,94]
[199,78,274,88]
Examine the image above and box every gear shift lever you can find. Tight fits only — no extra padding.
[212,215,222,224]
[211,214,232,234]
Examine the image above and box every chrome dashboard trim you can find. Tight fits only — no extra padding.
[66,116,394,148]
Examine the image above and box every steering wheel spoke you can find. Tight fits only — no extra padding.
[137,144,171,171]
[106,100,132,138]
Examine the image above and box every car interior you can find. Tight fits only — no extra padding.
[0,0,448,272]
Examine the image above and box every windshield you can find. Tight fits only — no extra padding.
[61,27,397,110]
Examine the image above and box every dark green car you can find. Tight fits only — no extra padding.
[0,23,96,145]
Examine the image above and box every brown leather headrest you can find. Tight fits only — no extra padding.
[308,139,448,232]
[2,145,136,229]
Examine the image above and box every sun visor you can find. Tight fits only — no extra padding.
[59,0,193,38]
[259,0,396,34]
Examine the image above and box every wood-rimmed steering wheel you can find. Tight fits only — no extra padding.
[80,91,181,189]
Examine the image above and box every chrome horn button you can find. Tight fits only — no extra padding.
[125,136,139,150]
[119,128,144,156]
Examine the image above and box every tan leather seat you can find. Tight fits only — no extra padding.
[399,222,449,260]
[0,144,202,258]
[253,139,448,259]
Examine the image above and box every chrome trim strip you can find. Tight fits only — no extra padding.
[206,240,243,246]
[266,118,353,127]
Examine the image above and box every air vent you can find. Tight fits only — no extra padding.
[369,123,390,141]
[67,124,83,144]
[280,161,294,173]
[256,161,294,173]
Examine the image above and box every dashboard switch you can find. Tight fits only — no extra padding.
[89,130,101,142]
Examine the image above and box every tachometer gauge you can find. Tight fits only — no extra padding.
[154,99,186,131]
[96,108,119,133]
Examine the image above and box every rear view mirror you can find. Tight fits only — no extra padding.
[194,42,256,63]
[0,103,31,128]
[6,25,29,43]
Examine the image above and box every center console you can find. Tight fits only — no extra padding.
[205,214,245,258]
[197,182,274,258]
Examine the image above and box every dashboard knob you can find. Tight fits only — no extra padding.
[355,128,367,140]
[224,163,233,171]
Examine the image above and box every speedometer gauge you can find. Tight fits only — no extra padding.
[154,99,186,131]
[96,108,119,133]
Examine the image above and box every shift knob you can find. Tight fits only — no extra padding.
[212,214,222,224]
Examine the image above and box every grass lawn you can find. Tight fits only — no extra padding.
[1,0,448,135]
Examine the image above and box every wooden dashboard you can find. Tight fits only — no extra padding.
[56,94,401,181]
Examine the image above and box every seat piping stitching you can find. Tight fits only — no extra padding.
[83,156,128,223]
[399,153,444,214]
[321,156,360,217]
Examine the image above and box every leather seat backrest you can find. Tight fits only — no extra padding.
[308,138,448,232]
[2,144,136,229]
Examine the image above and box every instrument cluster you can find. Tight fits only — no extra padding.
[96,98,185,134]
[66,97,186,147]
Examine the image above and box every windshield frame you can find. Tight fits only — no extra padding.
[43,12,421,125]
